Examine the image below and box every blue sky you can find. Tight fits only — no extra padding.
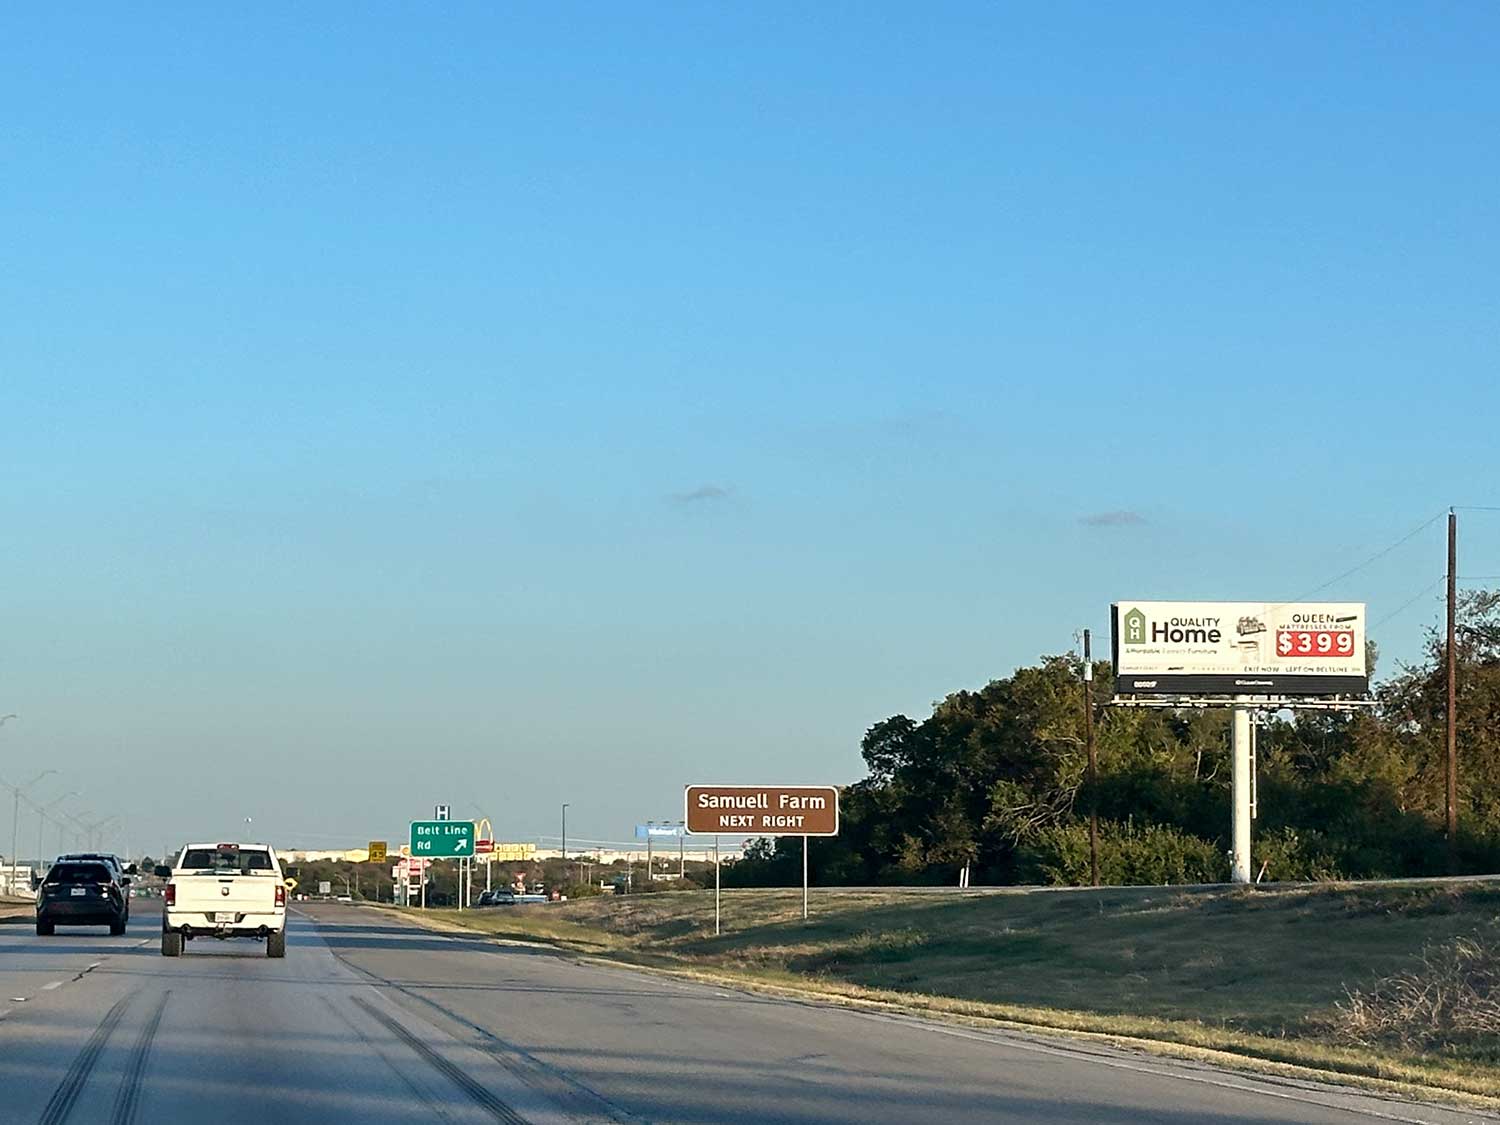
[2,5,1498,853]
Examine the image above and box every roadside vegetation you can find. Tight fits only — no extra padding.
[714,590,1500,890]
[393,880,1500,1101]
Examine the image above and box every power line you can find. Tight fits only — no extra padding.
[1370,577,1445,629]
[1285,511,1447,604]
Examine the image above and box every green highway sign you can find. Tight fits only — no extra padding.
[409,819,475,858]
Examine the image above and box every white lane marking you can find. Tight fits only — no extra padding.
[41,981,63,991]
[9,997,26,1002]
[135,939,150,947]
[87,961,102,970]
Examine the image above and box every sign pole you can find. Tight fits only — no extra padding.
[714,835,720,937]
[1231,699,1253,884]
[420,868,426,911]
[646,833,653,890]
[802,834,809,921]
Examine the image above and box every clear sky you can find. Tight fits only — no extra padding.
[3,5,1498,855]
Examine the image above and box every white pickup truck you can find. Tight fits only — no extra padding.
[156,842,287,958]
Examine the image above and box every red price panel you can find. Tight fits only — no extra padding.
[1276,630,1355,658]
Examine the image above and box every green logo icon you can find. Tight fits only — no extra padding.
[1122,607,1147,645]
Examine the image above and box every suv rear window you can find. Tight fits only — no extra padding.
[178,849,274,873]
[46,863,112,884]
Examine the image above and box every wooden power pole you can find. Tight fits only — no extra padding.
[1084,629,1099,887]
[1446,509,1458,861]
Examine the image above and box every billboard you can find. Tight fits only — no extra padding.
[1111,601,1367,696]
[635,824,687,839]
[684,785,840,836]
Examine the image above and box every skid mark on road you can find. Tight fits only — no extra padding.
[318,916,650,1125]
[322,996,465,1125]
[38,992,132,1125]
[352,995,532,1125]
[110,990,168,1125]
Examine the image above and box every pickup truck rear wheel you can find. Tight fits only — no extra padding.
[36,919,54,936]
[161,930,183,957]
[266,929,286,958]
[110,918,127,936]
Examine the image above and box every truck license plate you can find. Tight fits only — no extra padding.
[71,887,85,896]
[214,912,236,923]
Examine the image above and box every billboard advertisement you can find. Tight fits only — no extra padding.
[1111,601,1367,696]
[635,825,687,839]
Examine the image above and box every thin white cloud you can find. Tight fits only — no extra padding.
[1080,510,1147,528]
[670,485,733,505]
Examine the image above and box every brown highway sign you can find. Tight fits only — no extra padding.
[685,785,839,836]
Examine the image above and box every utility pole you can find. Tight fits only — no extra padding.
[1084,629,1099,887]
[1446,508,1459,864]
[561,804,569,862]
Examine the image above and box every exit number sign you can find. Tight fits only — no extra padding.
[409,820,475,857]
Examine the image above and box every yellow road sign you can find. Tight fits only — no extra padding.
[491,842,536,862]
[367,841,388,864]
[283,878,299,892]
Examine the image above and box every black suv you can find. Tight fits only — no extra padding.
[56,852,134,881]
[36,859,132,936]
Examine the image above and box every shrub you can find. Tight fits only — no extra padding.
[1016,819,1229,886]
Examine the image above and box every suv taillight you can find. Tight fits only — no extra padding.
[275,885,285,908]
[164,884,176,907]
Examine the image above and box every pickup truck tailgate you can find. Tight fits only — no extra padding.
[173,871,280,914]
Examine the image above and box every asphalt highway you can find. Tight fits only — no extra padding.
[0,902,1494,1124]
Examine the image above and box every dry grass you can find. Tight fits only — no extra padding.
[1335,927,1500,1057]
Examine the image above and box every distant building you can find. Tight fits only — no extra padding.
[0,862,37,897]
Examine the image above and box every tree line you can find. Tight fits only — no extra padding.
[725,593,1500,887]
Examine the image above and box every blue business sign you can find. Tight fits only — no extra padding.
[635,824,686,839]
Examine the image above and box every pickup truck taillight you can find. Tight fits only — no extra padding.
[275,885,285,908]
[164,883,176,907]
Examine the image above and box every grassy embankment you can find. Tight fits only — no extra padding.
[389,882,1500,1102]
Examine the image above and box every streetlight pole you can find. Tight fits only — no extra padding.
[561,804,569,862]
[37,792,77,869]
[11,768,57,890]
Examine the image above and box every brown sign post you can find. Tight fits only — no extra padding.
[685,785,840,926]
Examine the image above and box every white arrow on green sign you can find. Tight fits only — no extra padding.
[409,819,475,858]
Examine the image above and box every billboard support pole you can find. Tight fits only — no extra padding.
[714,835,721,936]
[1231,700,1253,884]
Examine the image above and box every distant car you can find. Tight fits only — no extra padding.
[36,859,132,936]
[479,890,516,907]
